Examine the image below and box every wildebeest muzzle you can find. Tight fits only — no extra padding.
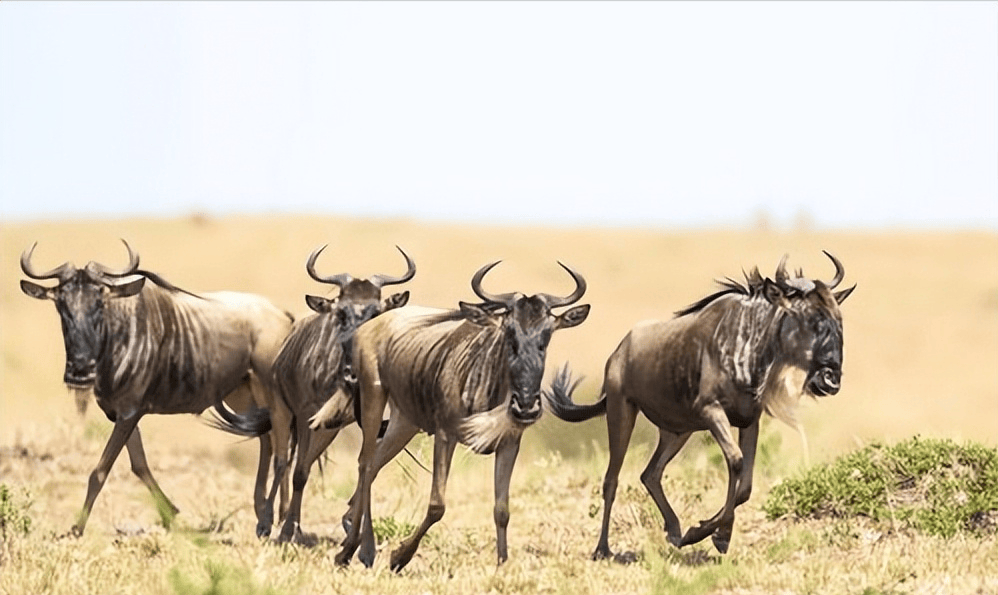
[509,391,542,423]
[807,365,841,397]
[64,357,97,388]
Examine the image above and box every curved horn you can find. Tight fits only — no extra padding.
[20,242,75,281]
[822,250,845,289]
[539,261,588,308]
[305,244,353,287]
[774,254,790,286]
[470,261,518,306]
[369,246,416,288]
[87,239,140,277]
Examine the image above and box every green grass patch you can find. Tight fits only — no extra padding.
[649,554,740,595]
[763,436,998,537]
[83,419,111,443]
[169,560,286,595]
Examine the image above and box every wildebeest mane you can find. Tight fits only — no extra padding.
[133,269,204,299]
[674,267,769,317]
[413,301,508,327]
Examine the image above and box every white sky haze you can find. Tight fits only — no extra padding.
[1,1,996,229]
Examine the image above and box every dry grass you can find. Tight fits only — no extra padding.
[1,216,996,594]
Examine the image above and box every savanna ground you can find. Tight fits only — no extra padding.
[1,216,996,594]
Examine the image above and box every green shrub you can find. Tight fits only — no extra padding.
[372,516,416,543]
[763,436,998,537]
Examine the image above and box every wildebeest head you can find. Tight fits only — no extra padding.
[458,261,590,424]
[20,240,146,388]
[302,244,414,333]
[761,251,855,397]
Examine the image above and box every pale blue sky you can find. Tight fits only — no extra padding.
[1,1,995,229]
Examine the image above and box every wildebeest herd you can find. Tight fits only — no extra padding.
[19,240,853,570]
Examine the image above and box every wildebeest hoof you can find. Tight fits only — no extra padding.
[334,549,353,566]
[275,525,299,545]
[255,523,271,539]
[390,547,413,572]
[711,532,730,554]
[358,545,376,569]
[591,547,612,561]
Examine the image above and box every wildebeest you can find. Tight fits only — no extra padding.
[257,244,415,542]
[19,240,292,535]
[546,252,854,560]
[328,260,590,570]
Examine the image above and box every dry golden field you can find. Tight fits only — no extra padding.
[1,216,996,594]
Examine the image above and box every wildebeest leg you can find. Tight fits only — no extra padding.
[254,435,274,536]
[335,372,388,567]
[249,351,293,523]
[709,419,759,553]
[342,415,419,534]
[593,387,639,561]
[493,435,522,564]
[270,406,293,521]
[680,404,743,552]
[276,426,340,543]
[253,384,294,538]
[733,421,759,507]
[257,437,291,538]
[71,412,142,536]
[640,429,692,548]
[389,433,457,572]
[125,426,179,528]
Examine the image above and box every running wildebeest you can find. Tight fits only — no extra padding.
[326,260,590,570]
[257,244,415,542]
[546,252,854,560]
[19,240,292,535]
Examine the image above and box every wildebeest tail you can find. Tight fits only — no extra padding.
[543,363,607,422]
[206,400,272,438]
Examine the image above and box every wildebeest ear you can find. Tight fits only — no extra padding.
[761,279,791,308]
[459,301,498,326]
[555,304,590,329]
[105,276,145,298]
[306,294,335,313]
[20,280,56,300]
[833,284,856,304]
[383,290,410,311]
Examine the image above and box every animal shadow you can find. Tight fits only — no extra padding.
[675,548,721,567]
[612,550,641,564]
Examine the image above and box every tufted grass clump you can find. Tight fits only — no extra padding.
[0,484,32,541]
[0,484,32,566]
[763,436,998,537]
